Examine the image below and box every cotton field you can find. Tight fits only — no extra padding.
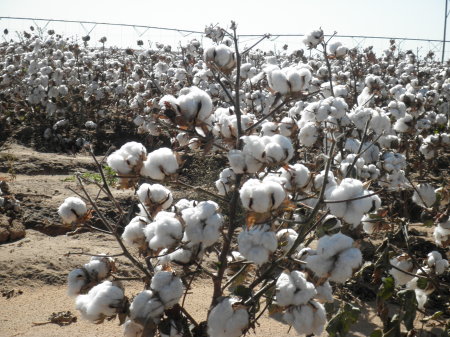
[1,22,449,337]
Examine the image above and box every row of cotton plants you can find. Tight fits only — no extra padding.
[49,22,450,336]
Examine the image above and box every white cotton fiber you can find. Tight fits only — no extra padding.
[141,147,179,180]
[58,197,87,224]
[207,297,249,337]
[238,225,277,265]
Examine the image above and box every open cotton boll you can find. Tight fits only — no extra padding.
[303,29,324,49]
[238,224,277,265]
[144,214,183,250]
[75,281,124,322]
[276,229,298,252]
[412,184,436,208]
[239,179,286,213]
[67,268,89,297]
[298,122,319,147]
[129,290,165,323]
[282,301,326,336]
[261,134,294,164]
[182,201,223,247]
[315,281,334,303]
[107,141,147,175]
[389,255,415,286]
[278,164,310,191]
[207,297,249,337]
[313,170,337,192]
[228,149,263,174]
[204,45,236,71]
[328,41,347,57]
[122,216,149,248]
[315,232,354,258]
[58,197,88,224]
[427,251,449,275]
[141,147,179,180]
[275,271,317,306]
[137,183,173,210]
[393,114,413,133]
[329,247,362,283]
[150,271,183,308]
[177,86,213,122]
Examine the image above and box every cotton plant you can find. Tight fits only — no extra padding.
[137,183,173,214]
[140,147,179,180]
[204,44,236,72]
[278,163,311,191]
[107,141,147,187]
[239,178,287,214]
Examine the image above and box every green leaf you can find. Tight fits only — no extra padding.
[326,302,361,337]
[232,285,252,300]
[377,276,395,301]
[399,290,417,331]
[370,330,383,337]
[421,311,443,323]
[416,278,428,290]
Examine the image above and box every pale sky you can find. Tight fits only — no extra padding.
[0,0,447,57]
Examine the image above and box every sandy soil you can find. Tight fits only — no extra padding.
[0,143,446,337]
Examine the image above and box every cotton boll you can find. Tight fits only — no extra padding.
[298,122,319,147]
[67,269,89,297]
[150,271,183,308]
[315,281,334,303]
[389,255,415,286]
[282,301,326,336]
[239,179,286,213]
[277,229,298,252]
[393,114,413,133]
[75,281,124,322]
[177,86,213,122]
[313,170,337,191]
[129,290,165,323]
[238,224,277,265]
[275,270,317,306]
[329,247,362,283]
[207,297,249,337]
[427,251,449,275]
[316,232,354,258]
[144,214,183,250]
[58,197,88,224]
[107,142,147,175]
[262,134,294,164]
[137,183,173,210]
[122,216,149,248]
[278,163,310,191]
[412,184,436,208]
[141,147,179,180]
[303,29,324,49]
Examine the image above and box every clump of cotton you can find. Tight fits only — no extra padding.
[303,29,324,49]
[228,149,263,174]
[328,41,348,58]
[393,114,413,133]
[278,164,310,191]
[158,242,203,266]
[107,141,147,176]
[141,147,179,180]
[305,233,362,283]
[215,168,236,196]
[75,281,124,322]
[58,197,88,225]
[412,184,436,208]
[144,212,183,251]
[275,270,316,306]
[128,290,164,325]
[181,200,224,248]
[204,45,236,72]
[326,178,381,227]
[298,122,319,147]
[240,178,287,213]
[207,297,249,337]
[315,281,334,303]
[282,301,327,336]
[381,152,407,172]
[67,254,115,297]
[137,183,173,211]
[389,254,415,286]
[122,216,150,249]
[151,271,184,308]
[434,215,450,247]
[276,228,298,253]
[427,251,449,275]
[238,224,277,265]
[123,319,144,337]
[265,66,312,95]
[239,134,294,166]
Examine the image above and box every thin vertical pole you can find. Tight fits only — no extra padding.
[443,0,448,63]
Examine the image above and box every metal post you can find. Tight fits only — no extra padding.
[443,0,449,63]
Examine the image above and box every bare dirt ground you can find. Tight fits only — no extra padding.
[0,143,446,337]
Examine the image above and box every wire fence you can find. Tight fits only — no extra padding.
[1,16,449,61]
